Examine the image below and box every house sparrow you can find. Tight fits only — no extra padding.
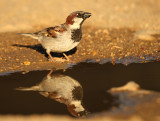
[16,70,88,117]
[19,11,91,62]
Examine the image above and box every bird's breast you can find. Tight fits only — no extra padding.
[52,30,80,52]
[39,29,81,52]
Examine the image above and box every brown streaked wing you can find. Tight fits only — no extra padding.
[34,27,57,38]
[46,27,57,37]
[34,25,67,38]
[53,25,67,33]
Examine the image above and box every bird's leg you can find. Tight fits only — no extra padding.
[63,53,70,61]
[46,50,66,62]
[47,70,53,79]
[53,57,66,62]
[46,50,54,61]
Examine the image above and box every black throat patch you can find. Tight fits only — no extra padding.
[71,29,82,42]
[72,86,83,100]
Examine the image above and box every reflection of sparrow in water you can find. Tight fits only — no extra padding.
[19,11,91,62]
[16,71,88,117]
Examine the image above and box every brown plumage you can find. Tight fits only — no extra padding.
[19,11,91,62]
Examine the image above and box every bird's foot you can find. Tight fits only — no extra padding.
[63,53,72,62]
[49,57,66,63]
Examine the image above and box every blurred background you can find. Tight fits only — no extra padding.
[0,0,160,32]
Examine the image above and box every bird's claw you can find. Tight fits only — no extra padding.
[49,57,67,63]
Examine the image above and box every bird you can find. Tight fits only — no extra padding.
[16,70,88,117]
[19,11,91,62]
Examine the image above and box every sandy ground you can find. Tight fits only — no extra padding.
[0,27,160,73]
[1,0,160,120]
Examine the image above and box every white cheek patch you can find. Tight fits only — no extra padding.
[71,101,85,112]
[69,18,83,29]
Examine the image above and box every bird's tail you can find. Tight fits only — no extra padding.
[15,85,39,91]
[18,33,39,39]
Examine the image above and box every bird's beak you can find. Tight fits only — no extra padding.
[78,110,90,117]
[83,12,92,18]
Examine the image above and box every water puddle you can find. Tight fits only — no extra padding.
[0,62,160,117]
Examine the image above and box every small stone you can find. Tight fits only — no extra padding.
[93,51,97,56]
[22,71,30,74]
[23,61,31,65]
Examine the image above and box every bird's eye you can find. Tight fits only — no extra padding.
[77,13,82,18]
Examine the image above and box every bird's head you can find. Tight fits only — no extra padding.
[67,100,89,117]
[65,11,91,29]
